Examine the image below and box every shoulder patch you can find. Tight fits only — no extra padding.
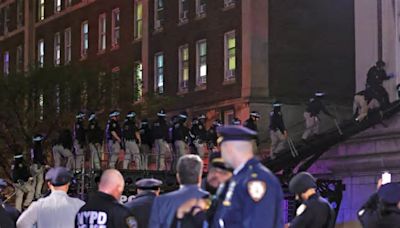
[247,180,267,202]
[126,216,138,228]
[296,204,307,216]
[112,123,117,128]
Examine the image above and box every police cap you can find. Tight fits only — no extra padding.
[198,114,206,120]
[289,172,317,195]
[33,134,44,142]
[250,111,261,118]
[136,178,163,190]
[88,112,96,121]
[209,152,231,171]
[179,111,188,119]
[273,101,283,108]
[315,92,325,97]
[109,110,120,118]
[126,111,137,119]
[76,111,85,119]
[378,183,400,204]
[231,118,241,125]
[157,108,166,117]
[45,167,73,187]
[217,125,257,144]
[212,119,223,127]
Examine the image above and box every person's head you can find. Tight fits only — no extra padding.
[250,111,261,121]
[109,110,120,121]
[198,114,206,124]
[272,101,282,112]
[76,111,85,122]
[231,118,241,126]
[13,144,24,163]
[178,112,188,124]
[289,172,317,201]
[33,134,44,146]
[217,126,257,169]
[126,111,136,121]
[376,60,386,69]
[98,169,125,200]
[45,167,73,193]
[176,155,203,186]
[141,119,149,128]
[157,108,166,119]
[206,152,232,188]
[135,178,163,196]
[88,112,96,122]
[314,92,325,99]
[378,183,400,208]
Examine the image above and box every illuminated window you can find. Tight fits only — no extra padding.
[54,0,62,13]
[38,39,45,68]
[224,30,236,81]
[196,40,207,86]
[64,28,71,64]
[81,21,89,58]
[179,0,189,23]
[134,0,143,39]
[154,53,164,94]
[178,45,189,92]
[38,0,45,21]
[3,51,9,76]
[154,0,164,30]
[111,8,120,48]
[98,13,107,52]
[196,0,206,17]
[54,32,61,66]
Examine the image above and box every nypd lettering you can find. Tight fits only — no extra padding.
[76,211,108,228]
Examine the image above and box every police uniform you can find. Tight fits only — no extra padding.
[302,92,334,140]
[87,113,103,170]
[358,183,400,228]
[74,112,86,171]
[106,110,122,168]
[191,115,208,158]
[212,126,284,228]
[269,102,287,158]
[31,134,45,199]
[12,150,34,212]
[123,112,141,170]
[353,90,369,122]
[173,112,190,160]
[17,167,85,228]
[75,191,137,228]
[231,118,241,126]
[52,128,74,170]
[207,120,222,150]
[125,178,162,228]
[139,119,152,170]
[288,172,335,228]
[244,111,260,132]
[0,178,18,227]
[152,109,170,171]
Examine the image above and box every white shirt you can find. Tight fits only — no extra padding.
[16,190,85,228]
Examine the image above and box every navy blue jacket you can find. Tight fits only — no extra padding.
[125,192,157,228]
[149,185,209,228]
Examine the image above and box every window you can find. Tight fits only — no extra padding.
[55,85,60,114]
[54,0,62,13]
[38,0,45,21]
[224,0,235,8]
[111,67,120,107]
[4,6,9,34]
[134,0,143,39]
[3,51,9,76]
[38,39,45,67]
[81,21,89,58]
[134,62,143,101]
[154,53,164,94]
[64,28,71,64]
[224,30,236,81]
[179,0,189,23]
[98,13,106,52]
[16,45,23,73]
[39,92,44,120]
[111,8,120,48]
[17,0,24,28]
[53,33,61,66]
[196,0,206,17]
[178,45,189,92]
[154,0,164,30]
[196,40,207,86]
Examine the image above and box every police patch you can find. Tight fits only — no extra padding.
[126,216,138,228]
[247,180,267,202]
[296,204,307,216]
[112,123,117,128]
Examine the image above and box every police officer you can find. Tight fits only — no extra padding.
[288,172,335,228]
[212,126,284,228]
[207,119,222,151]
[75,169,138,228]
[12,145,34,212]
[52,128,74,170]
[0,178,21,228]
[87,112,103,170]
[302,92,335,141]
[17,167,85,228]
[358,182,400,227]
[244,111,260,132]
[139,119,152,170]
[173,112,190,160]
[231,117,241,125]
[366,61,392,109]
[123,111,141,170]
[106,110,123,168]
[201,152,232,195]
[152,108,170,171]
[74,111,86,172]
[125,178,163,228]
[191,114,208,158]
[270,101,288,159]
[31,134,46,199]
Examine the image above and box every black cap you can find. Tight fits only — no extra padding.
[178,111,188,119]
[76,111,85,119]
[315,92,325,97]
[33,134,44,142]
[231,118,241,125]
[289,172,317,194]
[136,178,163,190]
[109,110,120,118]
[378,183,400,204]
[208,152,231,171]
[88,112,96,121]
[157,108,166,117]
[250,111,261,118]
[273,101,283,108]
[126,111,137,119]
[141,118,149,125]
[217,125,257,144]
[45,167,73,186]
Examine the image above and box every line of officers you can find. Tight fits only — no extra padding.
[51,108,264,172]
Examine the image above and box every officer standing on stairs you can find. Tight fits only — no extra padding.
[245,111,261,146]
[302,92,335,141]
[288,172,336,228]
[139,119,152,170]
[52,128,74,170]
[31,134,46,199]
[106,110,123,168]
[269,101,288,159]
[123,111,142,170]
[73,111,86,172]
[173,112,190,161]
[12,144,34,212]
[152,108,170,170]
[191,114,208,158]
[207,119,222,151]
[87,112,103,170]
